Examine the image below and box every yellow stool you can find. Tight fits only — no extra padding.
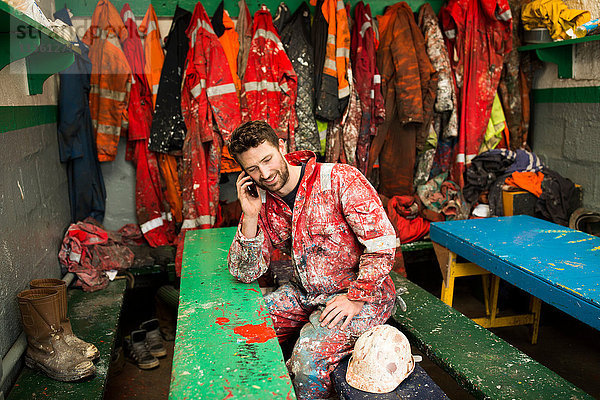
[433,243,542,344]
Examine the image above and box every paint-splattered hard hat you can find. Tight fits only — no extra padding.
[346,324,415,393]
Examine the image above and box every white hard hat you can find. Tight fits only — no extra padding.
[346,324,416,393]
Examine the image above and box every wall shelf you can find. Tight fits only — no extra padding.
[518,34,600,79]
[0,1,80,95]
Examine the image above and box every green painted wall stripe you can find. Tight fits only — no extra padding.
[533,86,600,104]
[68,0,443,18]
[0,105,57,133]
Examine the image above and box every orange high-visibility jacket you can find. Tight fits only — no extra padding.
[313,0,351,117]
[139,4,164,107]
[82,0,131,163]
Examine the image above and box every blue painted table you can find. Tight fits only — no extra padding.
[430,216,600,334]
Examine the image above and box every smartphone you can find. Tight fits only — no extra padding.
[247,181,259,198]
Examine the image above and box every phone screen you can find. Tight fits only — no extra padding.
[247,182,258,197]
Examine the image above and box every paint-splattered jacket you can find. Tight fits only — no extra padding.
[228,151,396,304]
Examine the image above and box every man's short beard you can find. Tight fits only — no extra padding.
[257,157,290,193]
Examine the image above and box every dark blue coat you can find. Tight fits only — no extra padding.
[55,8,106,223]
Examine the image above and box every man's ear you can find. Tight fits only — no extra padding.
[278,138,287,155]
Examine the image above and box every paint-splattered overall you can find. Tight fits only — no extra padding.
[228,151,396,399]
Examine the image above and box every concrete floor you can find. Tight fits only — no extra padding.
[104,255,600,399]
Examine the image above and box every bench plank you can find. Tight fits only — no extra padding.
[430,216,600,330]
[170,227,295,400]
[400,240,433,253]
[7,279,126,400]
[390,272,592,399]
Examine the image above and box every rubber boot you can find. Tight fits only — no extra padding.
[17,288,95,381]
[30,278,100,360]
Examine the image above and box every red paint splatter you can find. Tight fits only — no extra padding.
[233,322,276,343]
[246,287,259,293]
[216,317,229,325]
[286,390,294,400]
[222,386,234,400]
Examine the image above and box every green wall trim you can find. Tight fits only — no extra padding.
[533,86,600,104]
[67,0,443,18]
[0,105,57,133]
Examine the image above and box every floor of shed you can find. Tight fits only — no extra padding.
[104,255,600,400]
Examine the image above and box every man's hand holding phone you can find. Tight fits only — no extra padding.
[237,171,262,238]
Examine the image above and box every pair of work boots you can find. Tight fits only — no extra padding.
[17,279,98,382]
[125,319,166,370]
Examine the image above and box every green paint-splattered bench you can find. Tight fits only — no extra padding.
[7,279,127,400]
[430,216,600,333]
[390,273,593,399]
[170,227,295,400]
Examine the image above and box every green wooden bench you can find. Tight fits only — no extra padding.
[390,272,593,399]
[7,279,127,400]
[170,227,295,399]
[400,239,434,253]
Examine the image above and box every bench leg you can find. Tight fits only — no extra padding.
[489,275,501,326]
[529,296,542,345]
[481,275,491,316]
[439,249,457,307]
[440,274,456,307]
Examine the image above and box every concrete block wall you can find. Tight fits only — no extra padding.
[531,40,600,212]
[532,102,600,211]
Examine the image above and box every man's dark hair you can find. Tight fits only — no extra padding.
[228,121,279,161]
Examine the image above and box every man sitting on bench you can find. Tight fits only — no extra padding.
[227,121,397,400]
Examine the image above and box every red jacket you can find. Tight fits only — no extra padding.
[241,9,297,149]
[351,1,385,136]
[120,4,172,247]
[440,0,512,186]
[180,2,241,230]
[228,152,396,304]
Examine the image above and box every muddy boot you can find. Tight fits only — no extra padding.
[30,278,100,360]
[125,330,160,370]
[17,288,95,381]
[140,318,167,358]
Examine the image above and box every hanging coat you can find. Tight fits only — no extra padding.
[325,77,361,166]
[351,1,385,173]
[311,0,351,121]
[241,8,297,149]
[139,3,183,224]
[236,0,252,82]
[273,2,291,34]
[120,4,172,247]
[147,6,191,224]
[279,2,320,153]
[82,0,131,163]
[139,4,164,107]
[212,0,242,174]
[55,7,107,223]
[212,0,241,93]
[440,0,512,187]
[369,2,437,198]
[148,5,191,153]
[181,2,241,232]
